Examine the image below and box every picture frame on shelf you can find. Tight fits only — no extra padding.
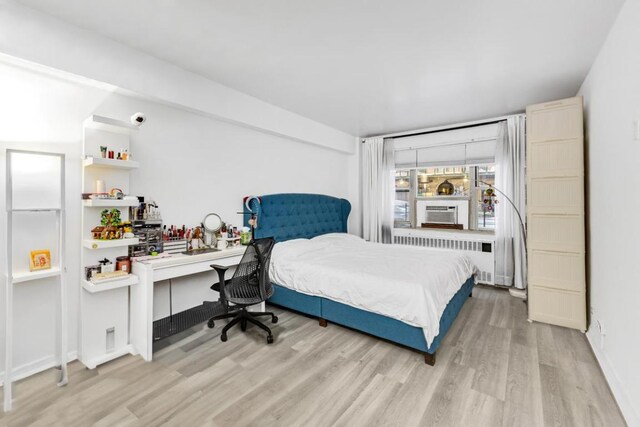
[29,249,51,271]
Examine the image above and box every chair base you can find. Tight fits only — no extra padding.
[207,307,278,344]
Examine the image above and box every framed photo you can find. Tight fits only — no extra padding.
[29,249,51,271]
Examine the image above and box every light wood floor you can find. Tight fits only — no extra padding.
[0,286,626,426]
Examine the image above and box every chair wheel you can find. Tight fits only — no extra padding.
[267,335,274,344]
[221,333,227,342]
[207,319,215,329]
[272,315,278,324]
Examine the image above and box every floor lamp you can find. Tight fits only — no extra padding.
[477,180,528,298]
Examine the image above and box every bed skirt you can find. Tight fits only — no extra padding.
[268,276,474,355]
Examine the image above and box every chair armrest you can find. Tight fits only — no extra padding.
[210,264,229,306]
[210,264,230,272]
[210,264,229,284]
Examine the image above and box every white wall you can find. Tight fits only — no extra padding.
[578,1,640,425]
[0,0,355,154]
[0,59,358,382]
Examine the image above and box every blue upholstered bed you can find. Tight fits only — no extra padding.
[246,193,474,365]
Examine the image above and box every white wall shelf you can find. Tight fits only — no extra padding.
[83,157,140,170]
[83,114,138,134]
[12,267,62,284]
[80,114,139,371]
[9,208,62,212]
[82,238,139,250]
[83,199,140,208]
[4,149,68,412]
[81,275,139,294]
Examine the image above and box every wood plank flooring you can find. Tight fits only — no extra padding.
[0,286,626,426]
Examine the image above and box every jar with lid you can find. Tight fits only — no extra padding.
[116,256,131,274]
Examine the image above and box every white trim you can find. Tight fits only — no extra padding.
[0,351,77,388]
[508,288,527,299]
[82,346,134,370]
[587,331,639,427]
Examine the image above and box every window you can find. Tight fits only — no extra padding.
[393,165,496,231]
[415,167,470,197]
[475,165,496,230]
[394,170,411,228]
[391,123,499,232]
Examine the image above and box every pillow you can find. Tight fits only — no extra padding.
[272,238,313,260]
[311,233,365,244]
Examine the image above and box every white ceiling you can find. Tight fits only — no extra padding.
[18,0,624,137]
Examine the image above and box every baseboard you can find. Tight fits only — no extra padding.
[587,332,640,427]
[508,287,527,299]
[0,351,78,387]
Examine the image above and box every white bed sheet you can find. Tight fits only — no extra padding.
[269,233,476,347]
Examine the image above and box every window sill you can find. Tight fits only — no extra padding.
[394,227,495,237]
[416,196,470,200]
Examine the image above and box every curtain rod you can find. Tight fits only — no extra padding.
[391,119,503,140]
[362,113,525,142]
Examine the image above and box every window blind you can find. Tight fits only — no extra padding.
[393,123,499,168]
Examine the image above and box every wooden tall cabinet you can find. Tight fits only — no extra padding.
[526,96,587,331]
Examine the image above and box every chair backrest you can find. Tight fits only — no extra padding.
[227,237,275,302]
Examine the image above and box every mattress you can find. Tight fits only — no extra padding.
[269,233,476,346]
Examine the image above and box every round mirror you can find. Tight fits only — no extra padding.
[202,213,222,233]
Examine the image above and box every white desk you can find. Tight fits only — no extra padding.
[130,246,253,361]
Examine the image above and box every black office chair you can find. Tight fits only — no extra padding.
[206,237,278,343]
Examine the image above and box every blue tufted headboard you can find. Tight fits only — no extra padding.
[244,193,351,242]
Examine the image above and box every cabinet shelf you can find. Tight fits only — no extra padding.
[83,157,140,170]
[81,275,138,293]
[83,238,139,249]
[12,267,62,284]
[83,199,140,208]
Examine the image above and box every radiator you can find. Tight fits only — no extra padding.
[393,234,495,285]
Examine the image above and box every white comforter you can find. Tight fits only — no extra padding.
[269,233,476,347]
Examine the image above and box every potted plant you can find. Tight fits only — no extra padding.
[98,209,123,240]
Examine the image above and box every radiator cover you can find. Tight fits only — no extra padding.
[393,233,495,285]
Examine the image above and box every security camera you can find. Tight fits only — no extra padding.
[130,112,147,126]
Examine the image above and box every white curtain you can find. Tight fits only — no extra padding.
[494,116,527,288]
[362,137,394,243]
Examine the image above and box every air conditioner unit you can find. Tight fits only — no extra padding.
[425,206,458,225]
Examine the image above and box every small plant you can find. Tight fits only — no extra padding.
[100,209,122,227]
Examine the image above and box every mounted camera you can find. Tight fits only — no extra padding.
[130,112,147,126]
